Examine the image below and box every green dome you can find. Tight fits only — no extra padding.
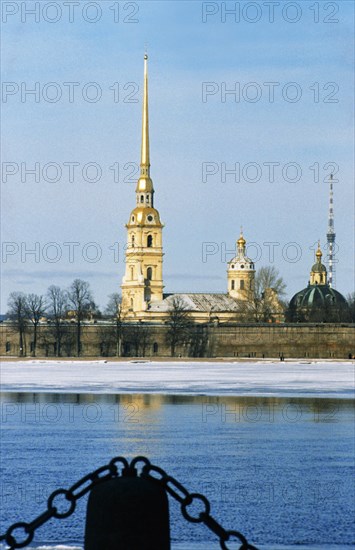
[290,284,347,309]
[311,262,327,273]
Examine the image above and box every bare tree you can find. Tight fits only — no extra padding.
[123,322,151,357]
[166,296,192,357]
[347,293,355,323]
[256,266,287,298]
[46,285,69,356]
[239,266,287,322]
[67,279,95,356]
[105,293,124,357]
[25,294,47,356]
[7,292,28,356]
[188,324,208,357]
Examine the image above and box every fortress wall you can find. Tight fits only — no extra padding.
[1,323,354,359]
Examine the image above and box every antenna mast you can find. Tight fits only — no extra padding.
[326,174,336,288]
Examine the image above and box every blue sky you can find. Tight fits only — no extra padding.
[1,0,354,309]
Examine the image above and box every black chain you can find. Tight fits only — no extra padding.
[0,456,259,550]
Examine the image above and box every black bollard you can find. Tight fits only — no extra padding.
[84,475,170,550]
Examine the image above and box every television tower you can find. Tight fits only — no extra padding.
[326,173,336,288]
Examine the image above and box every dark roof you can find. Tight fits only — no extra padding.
[290,284,347,309]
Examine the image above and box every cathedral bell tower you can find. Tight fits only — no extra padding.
[121,55,164,316]
[227,231,255,301]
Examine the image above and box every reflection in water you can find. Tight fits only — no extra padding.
[0,393,354,549]
[1,392,352,424]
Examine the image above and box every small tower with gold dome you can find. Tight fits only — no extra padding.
[227,231,255,301]
[121,55,164,316]
[310,242,327,285]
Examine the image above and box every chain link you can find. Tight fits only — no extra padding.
[0,456,259,550]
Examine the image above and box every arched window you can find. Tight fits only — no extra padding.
[130,266,134,280]
[130,298,134,310]
[146,195,150,203]
[131,235,135,246]
[5,341,11,352]
[153,342,158,353]
[140,195,144,203]
[147,267,153,280]
[145,288,151,302]
[231,280,235,290]
[240,280,245,290]
[147,235,153,247]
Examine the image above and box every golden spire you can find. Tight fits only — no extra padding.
[141,53,150,176]
[316,240,322,261]
[136,54,154,195]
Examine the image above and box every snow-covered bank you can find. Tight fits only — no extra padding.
[0,360,354,397]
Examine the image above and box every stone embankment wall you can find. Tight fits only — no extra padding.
[1,323,354,359]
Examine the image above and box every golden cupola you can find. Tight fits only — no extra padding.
[310,242,327,285]
[227,230,255,301]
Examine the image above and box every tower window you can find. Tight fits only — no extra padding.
[147,235,153,247]
[240,280,245,290]
[153,342,158,353]
[140,195,144,203]
[146,195,150,203]
[130,266,134,280]
[131,215,135,222]
[231,280,235,290]
[131,235,135,246]
[147,267,153,280]
[130,298,134,310]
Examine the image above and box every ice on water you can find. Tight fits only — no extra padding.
[1,359,354,397]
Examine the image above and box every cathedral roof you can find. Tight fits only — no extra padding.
[127,206,162,227]
[228,231,255,271]
[311,244,327,273]
[289,284,347,309]
[149,293,240,313]
[311,262,327,273]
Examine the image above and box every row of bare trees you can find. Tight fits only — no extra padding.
[6,268,353,358]
[5,267,289,358]
[7,279,99,357]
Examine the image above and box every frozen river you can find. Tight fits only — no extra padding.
[0,360,354,548]
[1,359,354,397]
